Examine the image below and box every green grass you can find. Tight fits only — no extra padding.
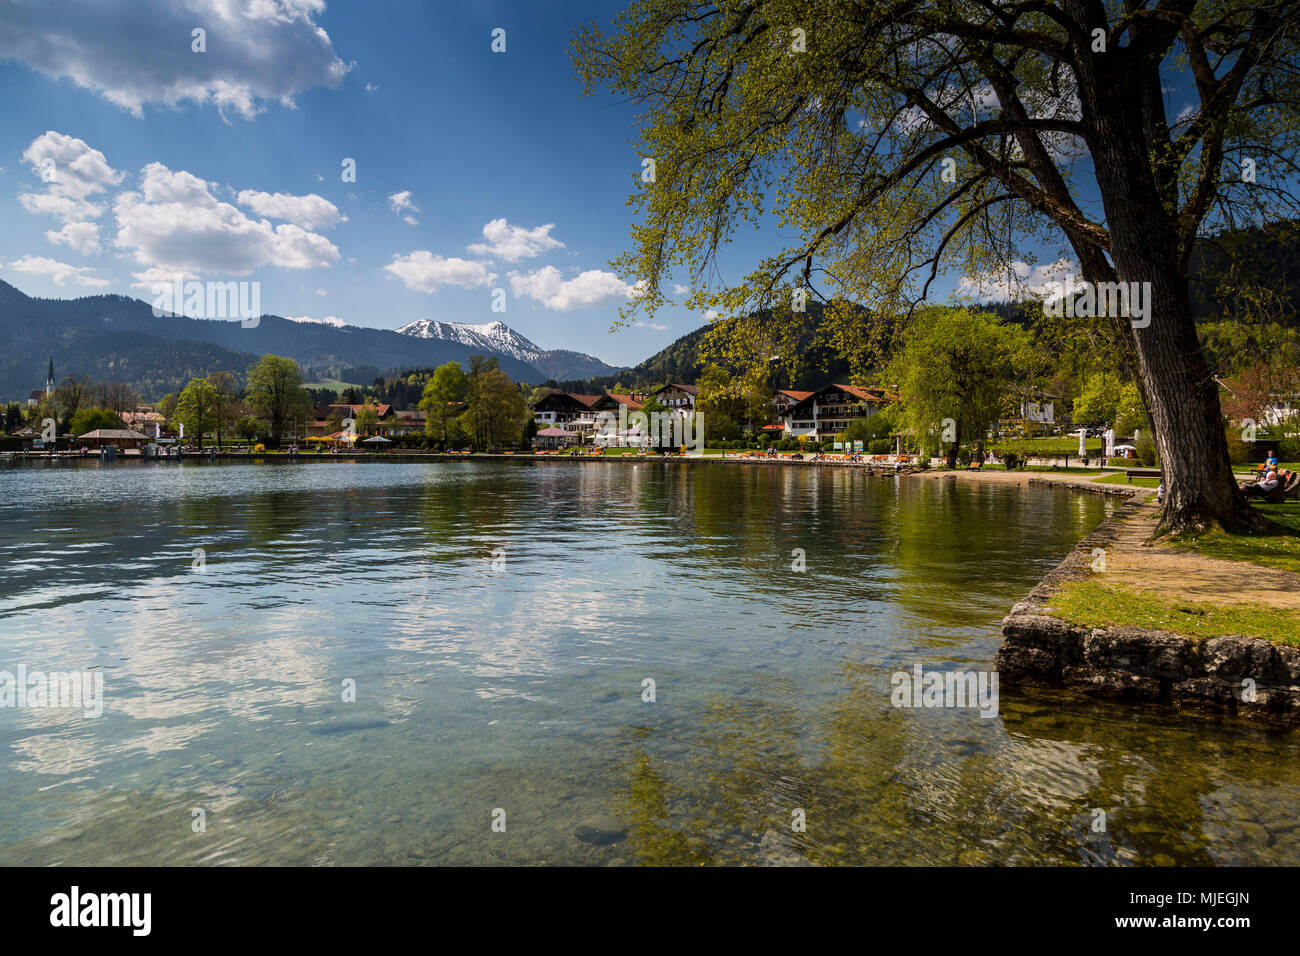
[1233,460,1300,476]
[995,436,1104,455]
[1049,579,1300,644]
[1163,501,1300,572]
[1093,472,1161,487]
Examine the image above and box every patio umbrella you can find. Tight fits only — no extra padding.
[362,435,392,444]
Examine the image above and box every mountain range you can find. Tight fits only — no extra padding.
[0,280,622,401]
[394,319,618,381]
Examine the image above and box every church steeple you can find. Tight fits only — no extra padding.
[46,356,55,396]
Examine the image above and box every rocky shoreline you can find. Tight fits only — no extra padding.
[996,487,1300,723]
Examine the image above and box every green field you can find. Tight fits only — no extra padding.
[301,379,364,393]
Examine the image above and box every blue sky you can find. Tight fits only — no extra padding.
[0,0,725,367]
[0,1,1213,370]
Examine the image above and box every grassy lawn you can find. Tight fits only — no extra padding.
[995,436,1104,455]
[1093,472,1161,487]
[1163,500,1300,572]
[931,464,1104,475]
[1233,460,1300,476]
[1049,579,1300,645]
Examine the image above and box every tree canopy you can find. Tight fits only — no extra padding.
[575,0,1300,531]
[247,354,312,446]
[886,307,1040,463]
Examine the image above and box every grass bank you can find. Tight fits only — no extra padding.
[1048,578,1300,645]
[1163,500,1300,572]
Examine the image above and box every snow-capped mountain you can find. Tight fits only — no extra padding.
[396,319,542,363]
[395,318,621,380]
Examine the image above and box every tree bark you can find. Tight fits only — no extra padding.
[1077,38,1262,534]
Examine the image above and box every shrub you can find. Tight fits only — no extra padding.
[254,443,265,453]
[1224,430,1254,465]
[1135,433,1158,467]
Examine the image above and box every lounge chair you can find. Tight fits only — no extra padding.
[1243,470,1300,503]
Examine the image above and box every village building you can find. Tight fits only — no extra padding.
[1216,377,1299,428]
[780,384,896,438]
[385,409,428,437]
[590,393,648,418]
[651,383,697,415]
[533,426,580,450]
[772,389,813,417]
[27,357,55,407]
[122,410,166,434]
[532,393,602,433]
[78,428,149,449]
[1018,389,1058,424]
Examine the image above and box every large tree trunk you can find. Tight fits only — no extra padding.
[1078,44,1262,535]
[1123,253,1260,533]
[1088,176,1260,532]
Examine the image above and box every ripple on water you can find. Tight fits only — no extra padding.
[0,460,1294,865]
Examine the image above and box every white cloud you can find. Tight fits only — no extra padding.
[957,258,1079,302]
[129,266,200,292]
[0,0,349,119]
[114,161,340,274]
[5,254,110,287]
[20,192,101,222]
[365,82,379,94]
[388,191,419,226]
[236,190,342,230]
[467,218,564,262]
[634,321,668,331]
[384,251,496,293]
[44,221,100,255]
[18,130,123,222]
[21,131,122,201]
[672,284,689,295]
[509,265,638,311]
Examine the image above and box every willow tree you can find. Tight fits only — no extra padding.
[574,0,1300,533]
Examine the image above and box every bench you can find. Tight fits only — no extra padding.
[1124,468,1162,482]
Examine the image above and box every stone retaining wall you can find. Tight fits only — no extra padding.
[996,489,1300,723]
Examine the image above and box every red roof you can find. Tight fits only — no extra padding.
[835,384,899,403]
[776,389,813,401]
[329,403,393,418]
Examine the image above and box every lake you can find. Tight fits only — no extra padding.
[0,458,1296,865]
